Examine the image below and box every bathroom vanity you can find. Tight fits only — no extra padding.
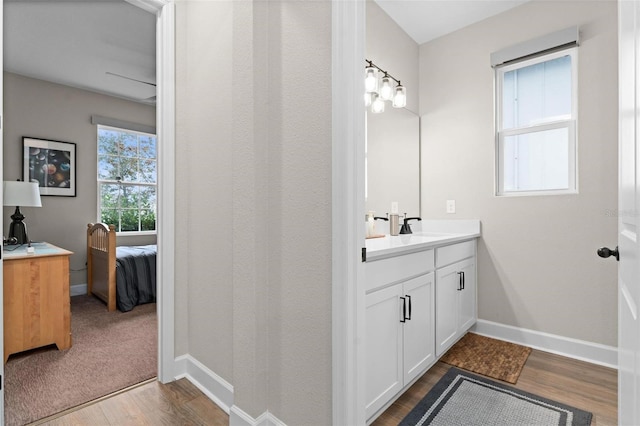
[364,220,481,421]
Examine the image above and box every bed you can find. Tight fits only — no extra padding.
[87,223,157,312]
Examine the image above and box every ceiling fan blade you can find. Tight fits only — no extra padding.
[106,71,156,87]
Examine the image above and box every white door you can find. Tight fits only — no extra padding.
[403,273,435,384]
[617,1,640,423]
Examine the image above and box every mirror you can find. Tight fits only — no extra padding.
[366,107,420,217]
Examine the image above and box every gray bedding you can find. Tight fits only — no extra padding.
[115,244,157,312]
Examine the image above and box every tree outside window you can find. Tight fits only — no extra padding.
[97,126,157,233]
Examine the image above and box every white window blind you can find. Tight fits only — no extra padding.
[491,26,579,67]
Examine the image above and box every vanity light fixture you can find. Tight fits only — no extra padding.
[365,65,379,93]
[392,85,407,108]
[364,59,407,112]
[364,92,373,107]
[379,75,393,101]
[371,93,385,113]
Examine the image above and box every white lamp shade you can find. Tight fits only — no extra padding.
[3,181,42,207]
[392,85,407,108]
[364,92,373,107]
[380,77,393,101]
[365,67,379,93]
[371,93,385,113]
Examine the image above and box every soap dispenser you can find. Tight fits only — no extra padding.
[366,211,376,238]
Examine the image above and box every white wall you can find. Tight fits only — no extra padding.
[2,72,156,287]
[175,1,332,423]
[419,1,618,346]
[174,0,235,386]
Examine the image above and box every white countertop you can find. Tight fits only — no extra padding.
[366,220,481,261]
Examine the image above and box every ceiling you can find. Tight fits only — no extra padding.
[4,0,156,104]
[374,0,530,44]
[3,1,526,103]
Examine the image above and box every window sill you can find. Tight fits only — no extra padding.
[496,189,578,197]
[115,231,157,237]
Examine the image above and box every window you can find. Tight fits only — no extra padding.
[496,48,577,196]
[97,125,157,233]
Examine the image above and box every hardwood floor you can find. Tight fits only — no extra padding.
[35,379,228,426]
[372,349,618,426]
[34,348,616,426]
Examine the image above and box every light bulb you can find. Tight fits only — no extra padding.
[365,66,378,93]
[364,92,373,107]
[392,85,407,108]
[380,76,393,101]
[371,93,385,113]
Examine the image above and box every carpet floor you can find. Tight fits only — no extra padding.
[440,332,532,383]
[4,295,157,426]
[400,367,593,426]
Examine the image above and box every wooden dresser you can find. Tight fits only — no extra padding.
[3,242,73,362]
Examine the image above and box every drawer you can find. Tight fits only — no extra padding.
[366,249,434,292]
[436,240,475,268]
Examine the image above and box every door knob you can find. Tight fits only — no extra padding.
[597,246,619,261]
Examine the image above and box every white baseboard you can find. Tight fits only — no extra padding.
[70,283,87,297]
[174,354,234,414]
[230,405,286,426]
[472,319,618,369]
[173,355,285,426]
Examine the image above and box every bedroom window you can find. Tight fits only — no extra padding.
[97,125,157,233]
[496,47,577,196]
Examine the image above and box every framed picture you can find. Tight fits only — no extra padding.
[23,137,76,197]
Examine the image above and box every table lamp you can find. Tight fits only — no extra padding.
[3,181,42,245]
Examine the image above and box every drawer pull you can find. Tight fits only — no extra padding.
[406,295,412,320]
[400,297,406,323]
[457,272,463,291]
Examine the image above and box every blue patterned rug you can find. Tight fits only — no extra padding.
[400,368,592,426]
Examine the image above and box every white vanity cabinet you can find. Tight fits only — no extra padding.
[365,252,435,419]
[435,240,477,357]
[364,228,479,423]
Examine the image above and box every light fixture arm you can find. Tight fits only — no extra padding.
[365,59,402,86]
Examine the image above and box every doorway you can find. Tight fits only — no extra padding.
[1,1,175,423]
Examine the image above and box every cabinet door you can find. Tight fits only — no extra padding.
[458,258,476,332]
[365,284,403,419]
[402,273,435,384]
[435,263,461,357]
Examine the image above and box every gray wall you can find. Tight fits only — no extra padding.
[419,1,618,346]
[175,1,332,423]
[3,72,156,287]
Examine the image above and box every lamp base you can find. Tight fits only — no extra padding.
[8,206,28,245]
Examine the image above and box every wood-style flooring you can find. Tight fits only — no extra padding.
[35,348,616,426]
[35,379,228,426]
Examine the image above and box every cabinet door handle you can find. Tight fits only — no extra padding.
[406,295,412,320]
[461,271,465,290]
[400,297,406,323]
[457,272,463,291]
